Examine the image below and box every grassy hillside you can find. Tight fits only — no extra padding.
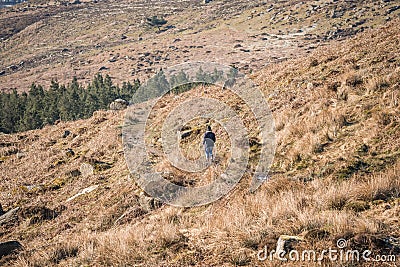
[1,0,399,92]
[0,17,399,266]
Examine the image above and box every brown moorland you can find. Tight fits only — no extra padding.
[0,0,399,266]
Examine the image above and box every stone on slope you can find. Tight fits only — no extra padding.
[66,185,99,202]
[0,207,20,226]
[138,192,162,213]
[275,235,303,259]
[0,241,22,258]
[80,163,94,177]
[109,99,129,110]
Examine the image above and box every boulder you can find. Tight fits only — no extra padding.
[0,241,22,258]
[138,192,162,213]
[0,207,20,226]
[80,163,94,177]
[16,152,26,159]
[109,56,118,63]
[109,99,128,110]
[275,235,303,259]
[62,130,71,138]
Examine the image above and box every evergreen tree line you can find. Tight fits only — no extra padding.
[132,67,236,103]
[0,74,139,134]
[0,67,238,134]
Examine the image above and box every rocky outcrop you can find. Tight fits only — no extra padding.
[0,207,19,226]
[275,235,303,259]
[109,99,129,110]
[0,241,22,258]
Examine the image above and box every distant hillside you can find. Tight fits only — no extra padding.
[0,0,26,9]
[0,0,399,92]
[0,19,399,266]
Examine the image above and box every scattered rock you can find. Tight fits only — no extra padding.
[65,148,75,158]
[0,204,3,216]
[275,235,303,258]
[16,152,26,159]
[121,34,127,40]
[66,185,99,202]
[98,66,109,71]
[138,192,162,213]
[0,241,22,258]
[0,207,20,226]
[109,56,118,63]
[0,70,5,76]
[80,163,94,177]
[109,99,128,110]
[62,130,71,138]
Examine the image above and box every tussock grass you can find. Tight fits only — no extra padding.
[1,19,400,267]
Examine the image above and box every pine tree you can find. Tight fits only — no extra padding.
[0,74,140,133]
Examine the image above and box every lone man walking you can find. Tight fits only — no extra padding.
[203,125,216,162]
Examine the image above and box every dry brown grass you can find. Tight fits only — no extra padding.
[1,18,400,267]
